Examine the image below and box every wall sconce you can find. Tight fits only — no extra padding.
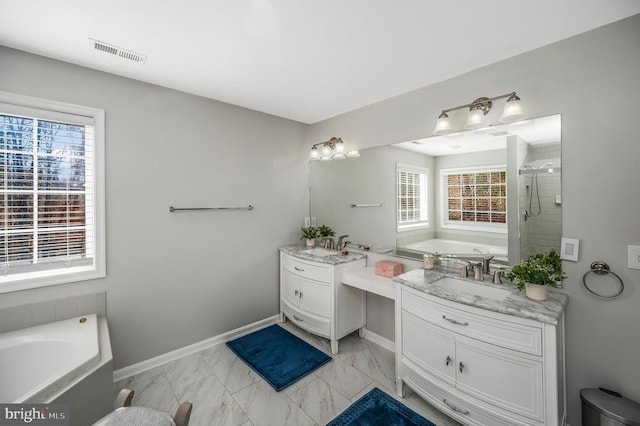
[310,137,359,160]
[432,92,526,135]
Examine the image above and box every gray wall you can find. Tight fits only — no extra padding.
[306,14,640,425]
[0,46,308,369]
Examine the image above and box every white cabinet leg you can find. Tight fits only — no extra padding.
[396,379,406,398]
[279,312,286,323]
[331,340,338,355]
[358,326,365,338]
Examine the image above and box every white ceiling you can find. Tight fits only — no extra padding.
[1,1,638,124]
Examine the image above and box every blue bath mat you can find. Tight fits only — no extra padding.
[327,387,435,426]
[226,324,331,391]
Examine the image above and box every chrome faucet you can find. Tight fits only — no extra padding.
[337,235,349,249]
[322,237,335,250]
[472,263,484,281]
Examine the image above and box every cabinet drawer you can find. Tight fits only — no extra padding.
[283,254,332,282]
[402,287,542,356]
[403,366,533,426]
[282,300,331,338]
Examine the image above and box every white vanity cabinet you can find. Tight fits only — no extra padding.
[396,285,565,426]
[280,251,366,354]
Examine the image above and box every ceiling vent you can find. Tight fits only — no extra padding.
[89,38,147,64]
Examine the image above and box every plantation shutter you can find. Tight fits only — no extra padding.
[397,164,428,230]
[0,103,95,278]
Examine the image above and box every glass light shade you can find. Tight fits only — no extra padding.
[464,108,485,130]
[333,153,346,160]
[346,150,360,158]
[500,98,526,123]
[309,147,319,159]
[334,141,345,153]
[433,113,453,135]
[321,144,332,157]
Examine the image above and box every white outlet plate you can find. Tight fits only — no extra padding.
[310,217,317,227]
[628,245,640,270]
[304,217,310,227]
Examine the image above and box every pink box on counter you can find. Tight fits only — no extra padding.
[375,260,404,278]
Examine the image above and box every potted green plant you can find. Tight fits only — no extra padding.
[506,249,567,301]
[317,225,335,238]
[300,226,320,247]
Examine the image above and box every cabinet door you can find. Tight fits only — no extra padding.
[282,269,301,307]
[402,311,456,386]
[298,277,331,318]
[455,335,544,422]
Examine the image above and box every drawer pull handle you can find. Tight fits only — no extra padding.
[445,356,452,366]
[443,398,469,415]
[442,315,469,326]
[294,290,299,296]
[293,315,304,322]
[459,362,465,373]
[299,291,303,298]
[294,266,305,271]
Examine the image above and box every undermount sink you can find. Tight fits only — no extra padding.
[436,277,513,300]
[301,247,336,257]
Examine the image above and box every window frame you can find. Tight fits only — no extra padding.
[0,91,105,293]
[440,165,507,234]
[396,163,429,232]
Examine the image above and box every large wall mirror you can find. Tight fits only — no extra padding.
[309,115,561,265]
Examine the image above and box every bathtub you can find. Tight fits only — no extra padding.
[0,314,113,425]
[398,238,508,262]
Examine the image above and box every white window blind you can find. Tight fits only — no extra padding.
[397,164,428,231]
[0,92,104,292]
[442,167,507,232]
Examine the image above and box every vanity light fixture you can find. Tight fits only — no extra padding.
[432,91,526,135]
[309,137,352,160]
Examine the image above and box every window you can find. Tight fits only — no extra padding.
[442,166,506,233]
[397,164,428,231]
[0,92,105,292]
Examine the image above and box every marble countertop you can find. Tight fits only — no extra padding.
[280,245,367,265]
[393,268,569,324]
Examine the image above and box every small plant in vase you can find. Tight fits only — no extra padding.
[506,249,567,301]
[317,225,335,238]
[300,226,320,247]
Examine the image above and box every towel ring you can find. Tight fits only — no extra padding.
[582,261,624,298]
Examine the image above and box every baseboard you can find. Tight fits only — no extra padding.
[113,315,279,382]
[363,328,395,353]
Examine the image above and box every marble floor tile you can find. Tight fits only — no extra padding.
[282,371,318,397]
[116,321,461,426]
[162,351,214,396]
[314,356,373,399]
[348,344,396,391]
[232,380,315,426]
[173,373,248,426]
[332,331,375,361]
[201,343,261,394]
[289,377,351,425]
[114,369,179,414]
